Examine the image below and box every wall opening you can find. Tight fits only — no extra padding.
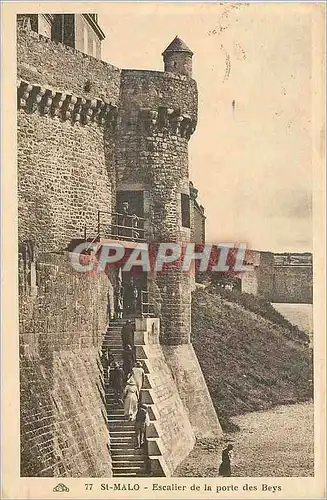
[181,193,190,228]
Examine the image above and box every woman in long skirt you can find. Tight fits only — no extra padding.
[123,378,139,420]
[130,361,145,395]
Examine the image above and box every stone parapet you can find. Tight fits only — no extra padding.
[17,79,118,128]
[139,106,196,141]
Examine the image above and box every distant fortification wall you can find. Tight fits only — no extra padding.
[271,266,313,304]
[241,251,313,304]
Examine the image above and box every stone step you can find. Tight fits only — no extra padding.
[111,441,139,449]
[109,423,135,429]
[111,437,136,442]
[113,472,139,477]
[109,426,136,433]
[112,467,147,475]
[108,419,134,425]
[107,414,128,423]
[110,448,146,456]
[107,413,134,425]
[110,431,135,437]
[111,454,146,462]
[112,460,145,466]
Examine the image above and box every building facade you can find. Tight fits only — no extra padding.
[17,14,105,58]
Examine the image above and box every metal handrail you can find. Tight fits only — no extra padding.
[83,210,148,244]
[85,233,100,253]
[98,210,146,222]
[99,210,146,242]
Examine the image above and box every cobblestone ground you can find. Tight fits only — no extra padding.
[174,402,314,477]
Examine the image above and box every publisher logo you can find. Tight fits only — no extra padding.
[53,483,69,493]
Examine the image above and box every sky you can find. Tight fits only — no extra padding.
[97,2,314,253]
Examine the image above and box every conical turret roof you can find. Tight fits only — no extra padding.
[162,36,193,56]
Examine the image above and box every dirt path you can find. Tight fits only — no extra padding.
[174,402,314,477]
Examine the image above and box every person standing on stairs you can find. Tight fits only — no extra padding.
[134,403,150,449]
[101,348,114,380]
[123,376,139,420]
[109,362,124,406]
[116,294,124,319]
[121,319,135,350]
[122,344,135,380]
[130,361,145,395]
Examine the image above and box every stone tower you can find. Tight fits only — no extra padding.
[117,37,198,345]
[162,35,193,78]
[116,39,222,443]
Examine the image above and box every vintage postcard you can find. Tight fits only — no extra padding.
[1,1,326,499]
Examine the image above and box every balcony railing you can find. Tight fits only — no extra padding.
[84,210,147,244]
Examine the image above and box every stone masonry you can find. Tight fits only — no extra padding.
[18,21,222,477]
[241,251,313,304]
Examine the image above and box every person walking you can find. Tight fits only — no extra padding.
[218,444,234,477]
[123,377,139,420]
[132,284,139,314]
[122,344,135,380]
[116,294,124,319]
[131,361,145,394]
[121,319,134,349]
[101,347,114,380]
[134,403,150,448]
[109,362,124,406]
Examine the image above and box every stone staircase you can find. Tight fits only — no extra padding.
[103,319,150,477]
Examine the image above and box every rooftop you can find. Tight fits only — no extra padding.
[162,36,193,56]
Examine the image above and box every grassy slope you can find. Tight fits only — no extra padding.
[191,287,313,431]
